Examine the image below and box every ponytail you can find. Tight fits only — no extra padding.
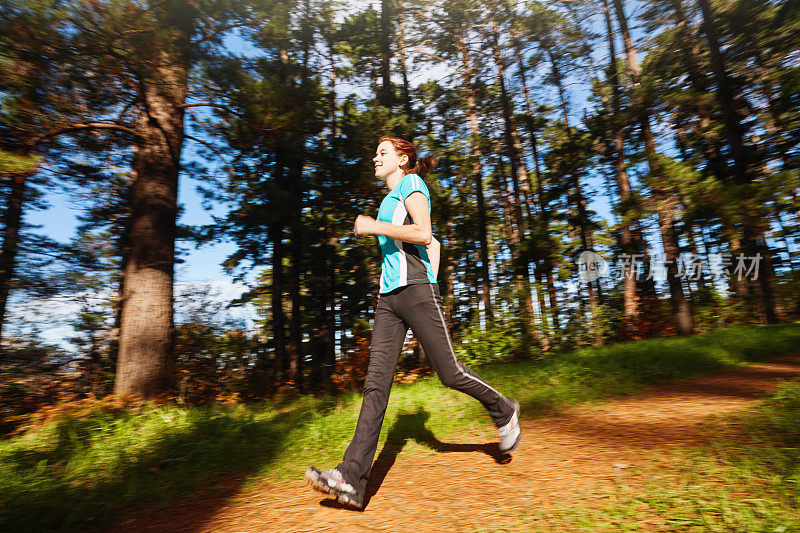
[412,154,438,177]
[379,135,438,177]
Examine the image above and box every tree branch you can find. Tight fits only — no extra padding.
[180,102,235,113]
[185,134,231,169]
[28,122,142,145]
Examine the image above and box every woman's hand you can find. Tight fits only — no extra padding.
[354,215,376,236]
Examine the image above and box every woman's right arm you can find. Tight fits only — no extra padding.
[427,236,441,280]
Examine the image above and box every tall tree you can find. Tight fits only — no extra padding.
[601,0,640,335]
[695,0,777,323]
[435,0,496,322]
[613,0,694,335]
[485,6,542,347]
[2,0,265,397]
[0,151,39,343]
[502,2,561,340]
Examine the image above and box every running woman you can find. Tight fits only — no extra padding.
[305,136,521,510]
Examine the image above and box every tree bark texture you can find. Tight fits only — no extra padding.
[114,57,187,397]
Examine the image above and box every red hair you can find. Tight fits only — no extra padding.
[379,136,438,177]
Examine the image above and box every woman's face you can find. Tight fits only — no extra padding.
[373,140,408,180]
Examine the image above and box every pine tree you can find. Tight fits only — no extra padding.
[613,0,694,335]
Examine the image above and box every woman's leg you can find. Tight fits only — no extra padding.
[399,283,516,427]
[336,295,408,498]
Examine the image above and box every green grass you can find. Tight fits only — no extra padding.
[471,373,800,532]
[0,322,799,532]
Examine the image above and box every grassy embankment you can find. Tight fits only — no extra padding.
[1,322,798,531]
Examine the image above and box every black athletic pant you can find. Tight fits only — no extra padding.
[336,282,516,497]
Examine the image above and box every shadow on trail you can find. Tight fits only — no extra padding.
[360,408,510,508]
[2,404,328,533]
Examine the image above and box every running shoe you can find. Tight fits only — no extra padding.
[498,400,521,453]
[305,467,363,510]
[305,466,333,495]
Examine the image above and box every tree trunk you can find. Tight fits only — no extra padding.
[325,59,339,381]
[603,0,639,336]
[533,270,550,347]
[325,229,338,380]
[288,224,303,386]
[631,222,657,299]
[379,0,393,108]
[488,16,540,347]
[530,130,562,340]
[748,225,779,324]
[456,31,493,323]
[492,156,541,348]
[696,0,777,324]
[271,224,287,378]
[489,18,534,227]
[0,157,36,344]
[444,220,457,326]
[654,195,694,335]
[613,0,693,335]
[547,49,603,345]
[114,58,187,397]
[725,231,749,299]
[109,232,129,364]
[506,11,558,344]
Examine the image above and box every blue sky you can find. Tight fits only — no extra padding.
[24,166,243,285]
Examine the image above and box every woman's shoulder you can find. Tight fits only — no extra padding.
[402,173,428,188]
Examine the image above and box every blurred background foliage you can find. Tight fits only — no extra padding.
[0,0,797,429]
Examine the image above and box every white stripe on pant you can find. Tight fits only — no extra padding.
[336,282,516,498]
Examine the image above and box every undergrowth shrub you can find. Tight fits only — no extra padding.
[454,317,525,366]
[453,315,534,366]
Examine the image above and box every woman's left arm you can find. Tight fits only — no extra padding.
[354,191,432,245]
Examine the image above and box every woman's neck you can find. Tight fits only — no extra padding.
[385,170,406,191]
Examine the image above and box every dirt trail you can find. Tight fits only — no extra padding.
[118,355,800,532]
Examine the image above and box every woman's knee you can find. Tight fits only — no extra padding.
[438,370,461,389]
